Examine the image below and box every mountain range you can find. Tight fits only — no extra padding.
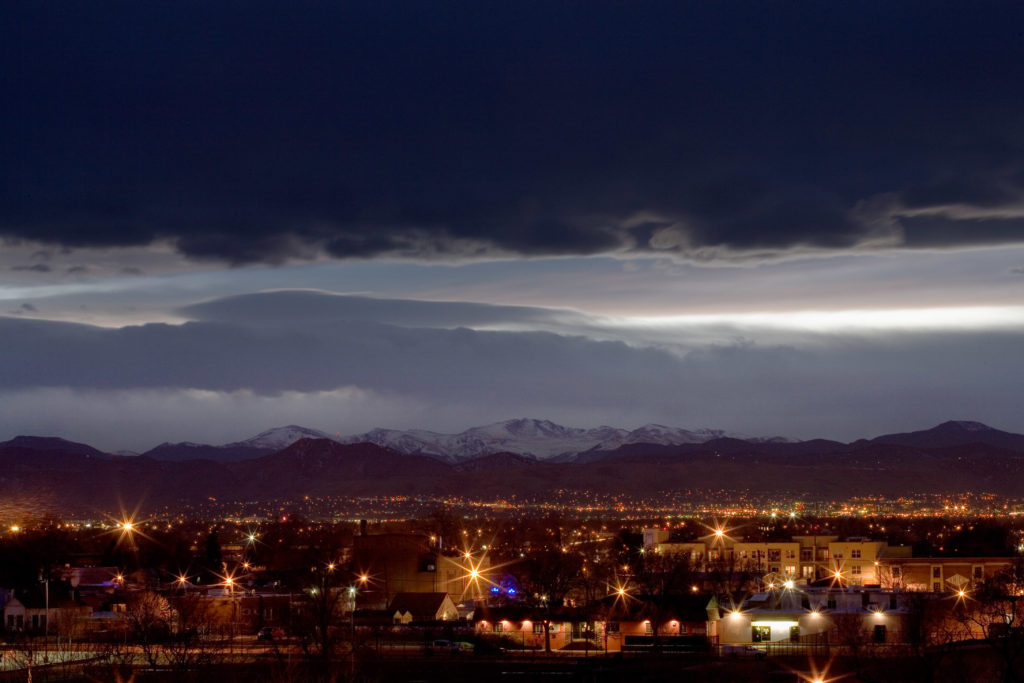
[139,418,779,463]
[1,420,1024,516]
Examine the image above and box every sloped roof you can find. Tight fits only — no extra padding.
[388,592,451,620]
[593,594,716,623]
[7,587,47,609]
[70,567,120,587]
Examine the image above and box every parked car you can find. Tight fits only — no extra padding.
[722,644,766,659]
[257,627,285,641]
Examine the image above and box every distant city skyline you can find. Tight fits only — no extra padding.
[3,3,1024,451]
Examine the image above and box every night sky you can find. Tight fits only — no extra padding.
[2,2,1024,450]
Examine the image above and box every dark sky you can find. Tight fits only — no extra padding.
[5,1,1024,263]
[2,2,1024,449]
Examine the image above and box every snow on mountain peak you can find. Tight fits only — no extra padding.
[231,425,336,450]
[337,419,783,461]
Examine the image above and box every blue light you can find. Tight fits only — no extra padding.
[490,586,500,594]
[507,588,517,595]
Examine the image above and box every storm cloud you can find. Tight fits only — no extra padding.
[4,2,1024,264]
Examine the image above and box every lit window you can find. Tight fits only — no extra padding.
[851,550,861,559]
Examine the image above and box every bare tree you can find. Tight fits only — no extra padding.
[516,549,583,652]
[125,591,173,668]
[292,574,352,682]
[956,558,1024,683]
[631,551,696,648]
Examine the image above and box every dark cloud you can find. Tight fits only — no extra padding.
[3,2,1024,263]
[0,314,681,404]
[180,291,584,329]
[11,263,51,273]
[1,300,1023,442]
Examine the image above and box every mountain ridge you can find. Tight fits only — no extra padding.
[2,428,1024,516]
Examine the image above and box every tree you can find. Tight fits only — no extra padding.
[516,549,583,652]
[903,592,975,683]
[631,550,696,644]
[125,591,173,668]
[292,568,352,682]
[956,558,1024,683]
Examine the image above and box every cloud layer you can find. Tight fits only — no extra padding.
[1,291,1022,450]
[4,2,1024,265]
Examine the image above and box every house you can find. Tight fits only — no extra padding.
[474,604,584,651]
[474,595,720,653]
[62,567,122,595]
[3,587,90,634]
[718,585,925,646]
[593,593,720,652]
[388,592,459,624]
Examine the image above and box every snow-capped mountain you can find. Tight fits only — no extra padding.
[227,425,338,451]
[338,418,773,461]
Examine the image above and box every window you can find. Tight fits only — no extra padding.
[933,582,941,591]
[549,623,561,633]
[533,623,544,634]
[770,566,780,574]
[851,549,861,559]
[801,549,812,561]
[492,622,503,633]
[645,622,653,635]
[790,625,801,642]
[873,625,886,643]
[973,566,984,580]
[786,550,796,559]
[889,597,898,610]
[827,598,837,610]
[892,566,902,577]
[785,565,797,575]
[769,549,781,562]
[933,567,942,578]
[606,622,619,634]
[752,625,771,642]
[852,566,861,575]
[740,550,748,559]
